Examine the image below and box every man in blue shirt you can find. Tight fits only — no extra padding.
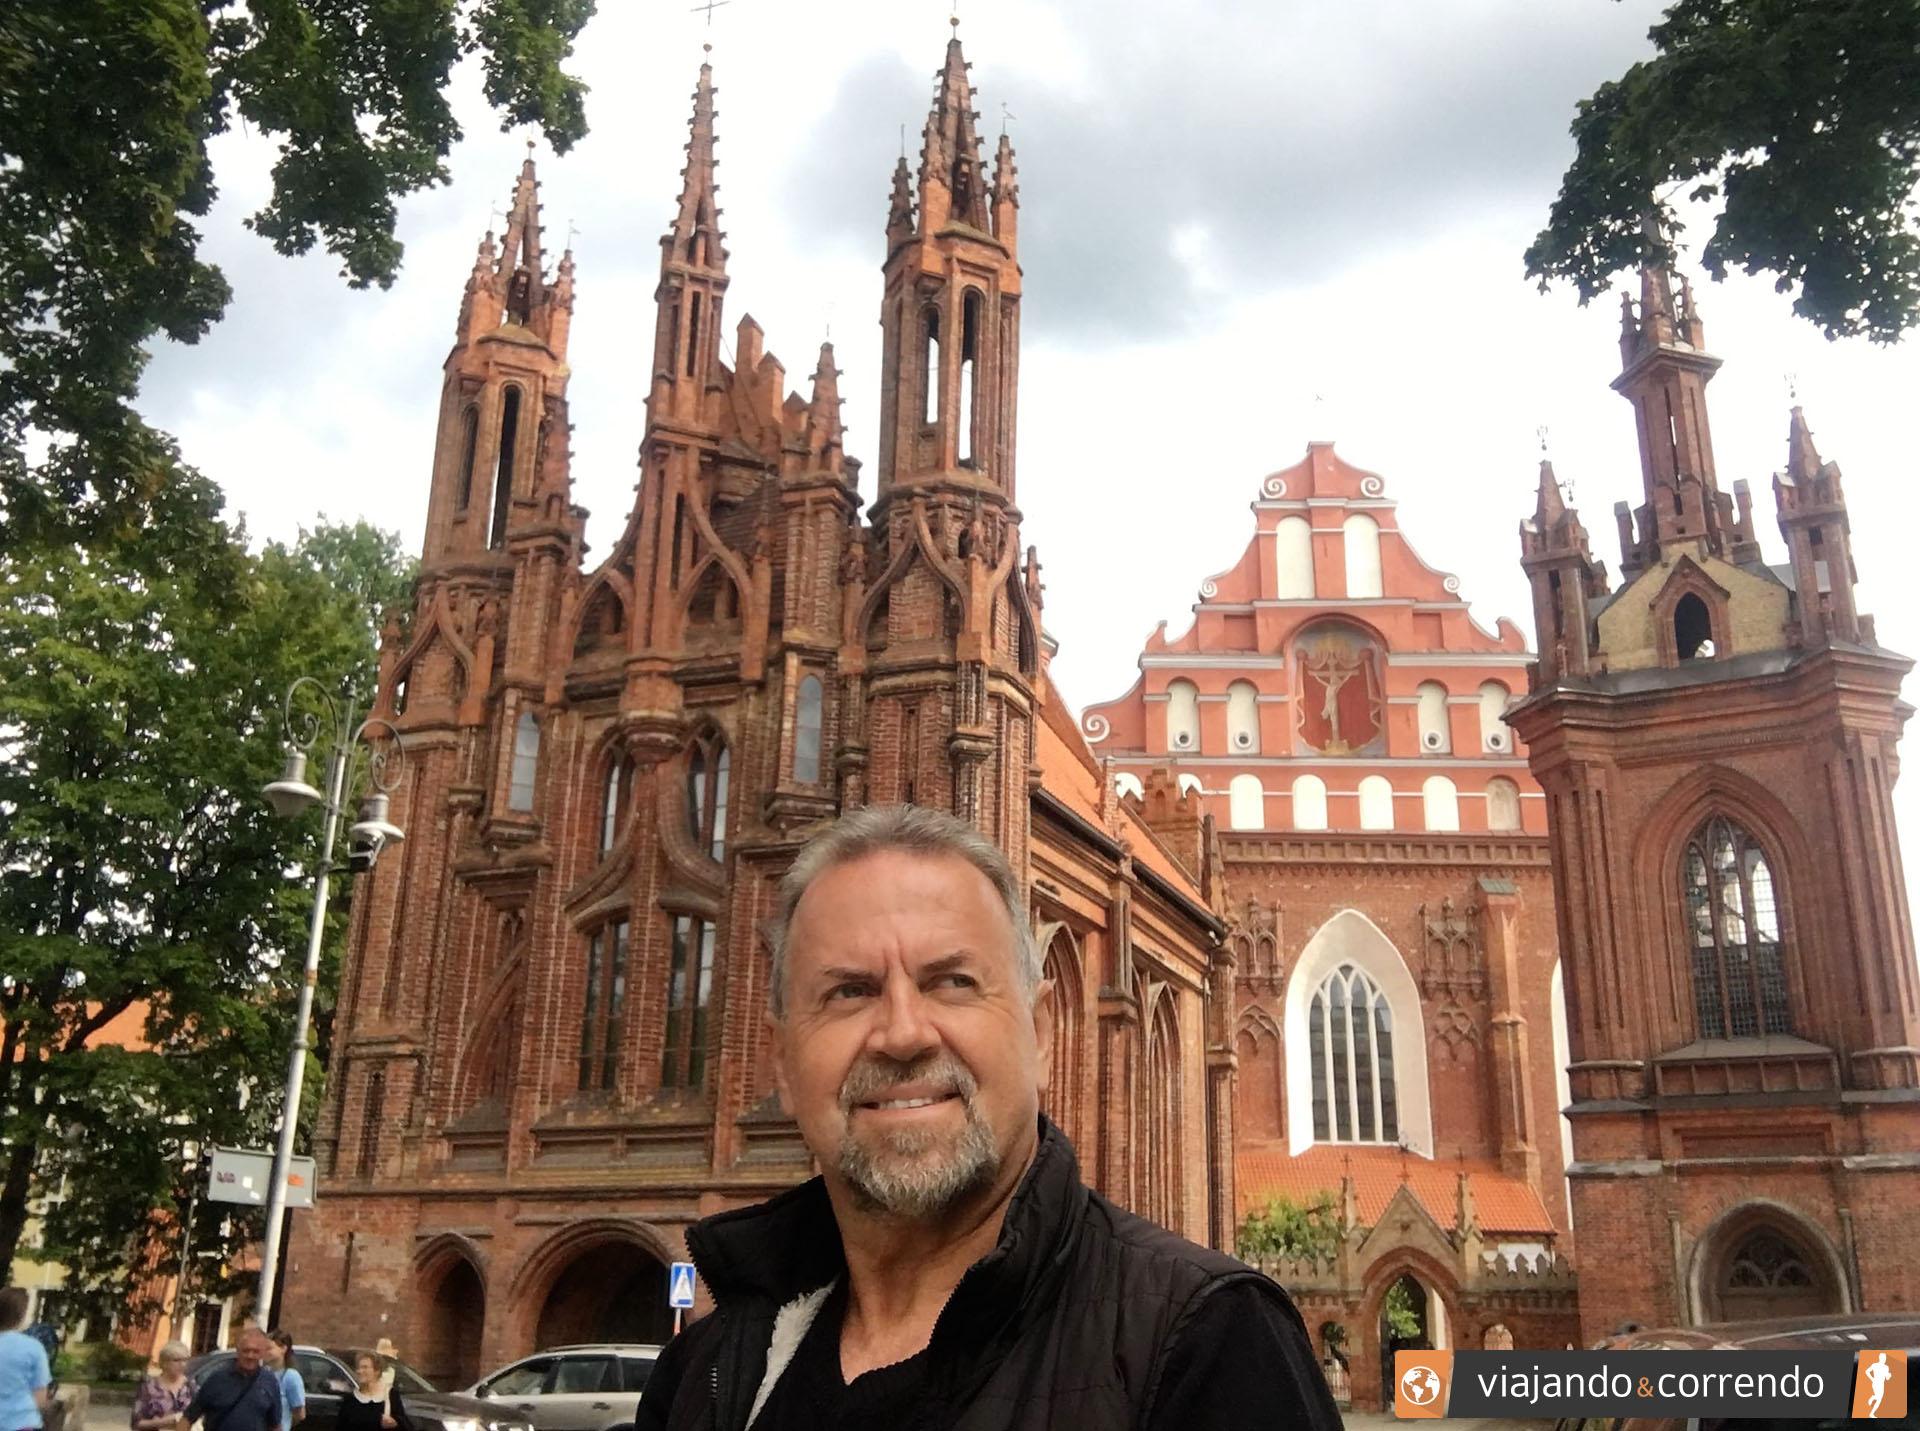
[0,1288,52,1431]
[263,1333,304,1431]
[183,1330,280,1431]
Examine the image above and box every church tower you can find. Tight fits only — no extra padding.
[846,26,1041,872]
[1513,267,1920,1341]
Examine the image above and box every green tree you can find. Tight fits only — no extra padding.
[0,0,595,547]
[1525,0,1920,342]
[1382,1279,1423,1341]
[0,482,404,1304]
[1235,1193,1344,1263]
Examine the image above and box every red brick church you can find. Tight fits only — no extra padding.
[284,27,1918,1418]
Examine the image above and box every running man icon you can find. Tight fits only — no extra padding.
[1867,1353,1893,1418]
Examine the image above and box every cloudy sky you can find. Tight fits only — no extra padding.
[141,0,1920,896]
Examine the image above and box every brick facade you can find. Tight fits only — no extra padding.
[284,39,1232,1388]
[1511,264,1920,1345]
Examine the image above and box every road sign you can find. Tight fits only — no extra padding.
[668,1261,696,1309]
[207,1147,317,1209]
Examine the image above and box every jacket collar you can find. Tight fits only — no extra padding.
[686,1114,1087,1339]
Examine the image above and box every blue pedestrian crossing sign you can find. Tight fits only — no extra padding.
[668,1261,697,1309]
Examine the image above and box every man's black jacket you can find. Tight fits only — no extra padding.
[635,1116,1340,1430]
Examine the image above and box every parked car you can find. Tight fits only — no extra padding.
[465,1345,661,1431]
[187,1345,532,1431]
[1552,1311,1920,1431]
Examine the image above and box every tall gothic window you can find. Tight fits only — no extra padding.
[577,919,630,1092]
[1684,817,1791,1039]
[490,386,521,549]
[456,406,479,512]
[1308,964,1399,1144]
[600,753,634,855]
[686,733,730,860]
[662,915,716,1089]
[508,711,540,812]
[794,676,824,784]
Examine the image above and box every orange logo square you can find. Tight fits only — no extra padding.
[1853,1350,1907,1419]
[1394,1350,1452,1418]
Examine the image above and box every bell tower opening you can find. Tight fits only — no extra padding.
[1675,591,1712,660]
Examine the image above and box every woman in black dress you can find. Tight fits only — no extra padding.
[336,1355,408,1431]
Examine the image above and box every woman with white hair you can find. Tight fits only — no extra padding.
[130,1343,196,1431]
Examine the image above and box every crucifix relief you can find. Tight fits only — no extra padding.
[1294,625,1383,755]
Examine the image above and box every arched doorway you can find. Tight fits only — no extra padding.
[1708,1220,1843,1322]
[1378,1272,1433,1407]
[419,1255,486,1390]
[535,1241,674,1348]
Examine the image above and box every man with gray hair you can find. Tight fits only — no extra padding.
[637,805,1336,1431]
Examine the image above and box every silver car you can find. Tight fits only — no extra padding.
[467,1345,661,1431]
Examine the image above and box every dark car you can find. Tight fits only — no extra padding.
[1553,1311,1920,1431]
[187,1346,534,1431]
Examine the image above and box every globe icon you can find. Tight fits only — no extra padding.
[1401,1364,1443,1407]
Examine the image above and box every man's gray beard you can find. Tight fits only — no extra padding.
[835,1054,1001,1219]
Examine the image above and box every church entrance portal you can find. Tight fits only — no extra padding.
[1709,1222,1843,1322]
[1378,1272,1434,1407]
[420,1256,485,1389]
[535,1242,674,1349]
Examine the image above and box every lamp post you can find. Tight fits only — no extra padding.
[256,676,406,1324]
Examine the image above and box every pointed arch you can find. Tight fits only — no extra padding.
[1284,910,1432,1156]
[1040,925,1085,1146]
[1143,986,1183,1231]
[1235,1006,1285,1143]
[450,930,529,1116]
[570,571,633,661]
[1687,1199,1851,1323]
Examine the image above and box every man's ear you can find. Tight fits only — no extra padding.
[1032,977,1055,1093]
[766,1009,795,1117]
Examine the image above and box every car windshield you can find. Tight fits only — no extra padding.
[329,1352,437,1394]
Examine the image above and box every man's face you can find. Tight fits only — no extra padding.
[770,849,1052,1221]
[235,1332,267,1373]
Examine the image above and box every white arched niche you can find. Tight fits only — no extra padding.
[1274,516,1314,599]
[1291,774,1328,831]
[1343,513,1382,599]
[1284,909,1433,1157]
[1166,679,1200,752]
[1229,773,1265,830]
[1113,771,1145,801]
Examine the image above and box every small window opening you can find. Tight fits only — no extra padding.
[489,387,521,549]
[959,292,982,467]
[686,294,702,378]
[456,407,478,512]
[922,309,941,425]
[1675,592,1713,660]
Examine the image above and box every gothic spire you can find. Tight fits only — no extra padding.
[1534,458,1566,527]
[805,341,845,475]
[887,155,915,250]
[1787,404,1825,482]
[918,26,990,231]
[665,57,727,272]
[498,149,546,323]
[991,131,1018,245]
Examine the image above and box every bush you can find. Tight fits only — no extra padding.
[53,1341,146,1384]
[1235,1193,1343,1262]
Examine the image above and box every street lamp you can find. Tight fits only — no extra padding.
[255,676,406,1324]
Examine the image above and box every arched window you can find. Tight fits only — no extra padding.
[1421,775,1459,832]
[1416,681,1451,754]
[600,753,633,855]
[1166,679,1200,752]
[1308,964,1399,1143]
[794,675,824,784]
[1479,681,1512,753]
[508,710,540,811]
[685,293,702,378]
[686,733,731,861]
[1684,818,1791,1039]
[1114,771,1145,801]
[577,918,630,1092]
[489,386,522,550]
[922,307,941,425]
[1676,592,1714,660]
[1343,513,1382,599]
[1144,993,1183,1231]
[959,290,983,467]
[1358,775,1394,831]
[1226,680,1260,754]
[661,914,716,1089]
[1229,774,1265,831]
[1486,778,1522,832]
[1274,516,1314,599]
[1291,774,1328,831]
[456,406,479,512]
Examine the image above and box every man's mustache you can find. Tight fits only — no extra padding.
[838,1052,979,1112]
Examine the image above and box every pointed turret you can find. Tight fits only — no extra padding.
[498,150,546,325]
[804,342,845,477]
[886,155,915,251]
[1775,405,1866,645]
[991,131,1018,247]
[918,24,991,233]
[651,56,732,423]
[1520,457,1605,683]
[1533,458,1567,527]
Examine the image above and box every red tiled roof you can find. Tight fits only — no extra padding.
[1236,1144,1557,1236]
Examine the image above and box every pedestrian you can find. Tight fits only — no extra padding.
[262,1333,303,1431]
[130,1343,197,1431]
[182,1329,279,1431]
[635,805,1341,1431]
[0,1288,52,1431]
[336,1354,406,1431]
[370,1342,398,1398]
